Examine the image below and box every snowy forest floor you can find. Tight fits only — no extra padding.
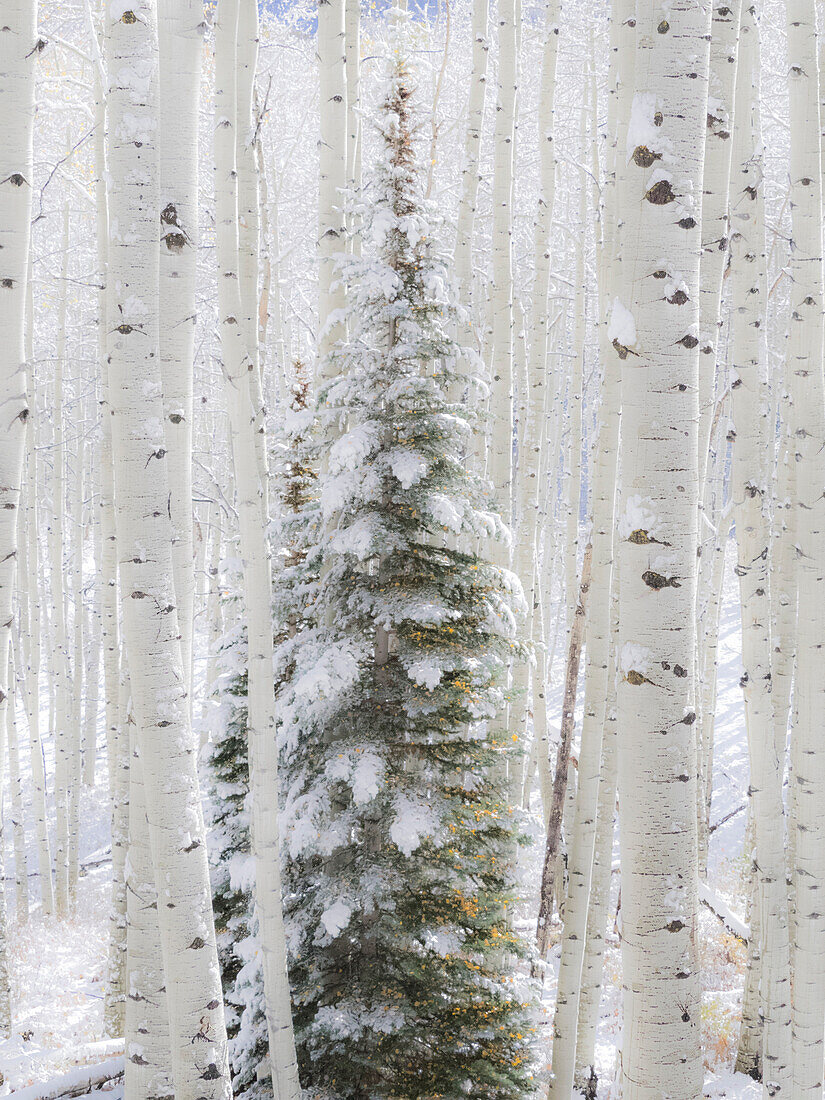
[0,546,763,1098]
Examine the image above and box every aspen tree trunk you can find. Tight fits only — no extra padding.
[549,199,621,1100]
[696,498,731,878]
[105,1,230,1093]
[729,6,792,1085]
[202,504,222,733]
[68,424,85,908]
[737,849,763,1078]
[82,53,107,796]
[7,648,28,922]
[573,670,618,1095]
[104,670,129,1038]
[616,5,710,1095]
[236,0,267,496]
[453,0,488,313]
[0,10,36,919]
[96,44,128,1037]
[51,202,72,918]
[0,714,9,1037]
[489,0,517,528]
[563,168,585,641]
[693,0,740,875]
[524,0,559,420]
[771,424,796,782]
[19,416,53,915]
[569,7,632,1076]
[214,3,301,1095]
[317,0,347,360]
[125,721,172,1100]
[511,0,560,800]
[785,4,825,1093]
[158,0,202,707]
[536,543,592,956]
[83,508,101,788]
[345,0,361,254]
[697,0,741,478]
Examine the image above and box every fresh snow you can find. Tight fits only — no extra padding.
[607,297,637,348]
[320,900,352,939]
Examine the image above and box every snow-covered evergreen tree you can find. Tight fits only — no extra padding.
[276,55,537,1100]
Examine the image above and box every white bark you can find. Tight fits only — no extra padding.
[68,419,84,909]
[83,495,101,788]
[549,196,620,1100]
[125,716,172,1100]
[317,0,347,361]
[345,0,361,255]
[737,847,764,1078]
[104,669,129,1039]
[51,201,72,919]
[7,647,28,922]
[785,4,825,1093]
[19,411,52,915]
[728,7,792,1086]
[696,491,731,879]
[105,1,230,1093]
[573,668,618,1096]
[488,0,517,529]
[158,0,202,707]
[214,2,300,1094]
[0,8,37,935]
[0,707,9,1037]
[616,5,710,1094]
[453,0,488,313]
[697,0,741,477]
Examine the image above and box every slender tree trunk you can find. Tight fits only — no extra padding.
[0,708,9,1037]
[19,403,52,915]
[488,0,517,530]
[51,202,72,919]
[616,6,710,1095]
[729,7,792,1085]
[737,839,763,1079]
[0,0,37,931]
[785,5,825,1094]
[83,496,101,788]
[125,712,172,1100]
[317,0,347,361]
[453,0,489,315]
[105,1,230,1093]
[68,420,85,909]
[214,2,301,1095]
[104,668,129,1039]
[573,666,618,1096]
[549,203,620,1100]
[7,647,28,922]
[158,0,202,708]
[345,0,361,255]
[697,0,741,480]
[536,543,592,957]
[697,498,731,878]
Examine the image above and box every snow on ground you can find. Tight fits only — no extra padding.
[0,862,111,1092]
[1,715,113,1095]
[1,547,760,1097]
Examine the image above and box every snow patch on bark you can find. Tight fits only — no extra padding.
[620,642,651,677]
[618,494,663,541]
[626,91,669,162]
[608,298,637,347]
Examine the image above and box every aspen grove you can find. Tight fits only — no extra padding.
[4,1,825,1099]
